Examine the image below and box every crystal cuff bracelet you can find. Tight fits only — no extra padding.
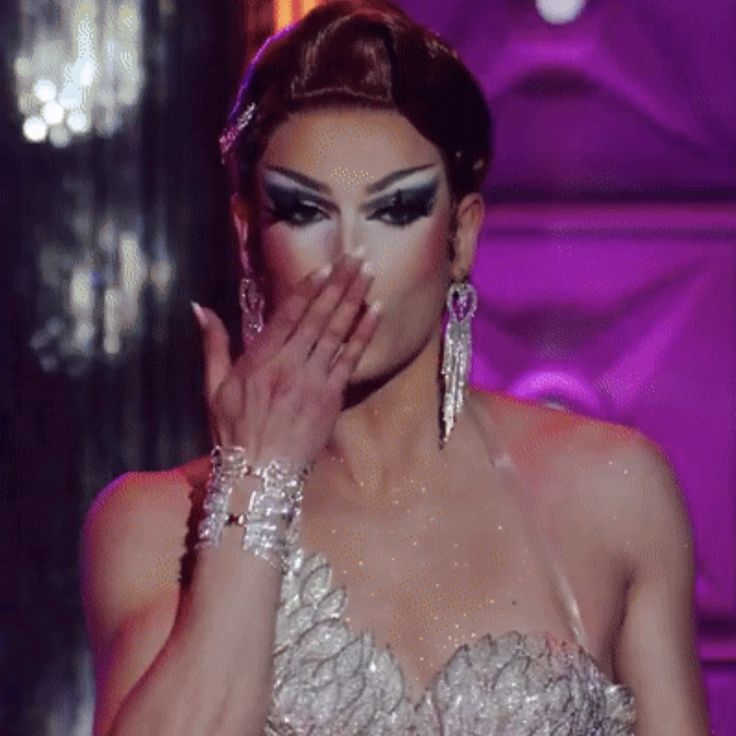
[195,445,314,575]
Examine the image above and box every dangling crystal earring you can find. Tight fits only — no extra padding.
[440,277,477,448]
[239,266,265,348]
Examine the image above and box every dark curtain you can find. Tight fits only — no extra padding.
[1,2,270,734]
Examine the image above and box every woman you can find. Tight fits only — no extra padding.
[80,1,712,734]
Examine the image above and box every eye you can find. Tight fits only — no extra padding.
[268,202,326,228]
[373,203,425,228]
[370,190,436,228]
[263,184,438,229]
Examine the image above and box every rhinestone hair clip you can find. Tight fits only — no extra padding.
[218,101,256,163]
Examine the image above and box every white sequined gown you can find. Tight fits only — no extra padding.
[262,439,637,735]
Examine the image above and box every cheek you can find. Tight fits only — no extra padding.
[373,215,449,311]
[365,218,449,359]
[259,230,328,303]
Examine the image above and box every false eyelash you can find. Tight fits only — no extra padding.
[265,187,438,229]
[377,201,435,227]
[267,200,433,229]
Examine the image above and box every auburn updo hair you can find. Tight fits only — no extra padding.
[222,0,493,206]
[220,0,493,314]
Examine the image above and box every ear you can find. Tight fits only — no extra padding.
[230,194,250,272]
[450,192,485,282]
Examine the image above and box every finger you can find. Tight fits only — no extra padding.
[286,255,364,360]
[192,302,232,405]
[253,259,339,362]
[307,263,374,374]
[326,300,382,389]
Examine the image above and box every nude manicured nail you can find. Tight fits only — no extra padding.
[312,264,333,284]
[191,301,208,328]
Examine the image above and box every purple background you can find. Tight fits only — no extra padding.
[399,0,736,730]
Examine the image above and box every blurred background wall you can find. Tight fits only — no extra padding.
[3,1,257,732]
[2,0,734,734]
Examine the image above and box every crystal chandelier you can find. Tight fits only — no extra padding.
[13,0,159,377]
[14,0,144,147]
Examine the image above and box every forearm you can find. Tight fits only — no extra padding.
[108,478,282,736]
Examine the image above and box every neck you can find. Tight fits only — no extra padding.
[320,323,448,502]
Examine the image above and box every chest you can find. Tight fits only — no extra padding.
[294,444,627,705]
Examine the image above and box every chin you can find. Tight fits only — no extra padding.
[343,336,423,395]
[341,344,395,394]
[345,347,375,384]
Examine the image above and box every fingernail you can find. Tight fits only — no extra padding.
[191,300,208,329]
[232,213,247,242]
[311,263,333,285]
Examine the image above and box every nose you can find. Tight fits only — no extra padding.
[334,217,367,264]
[346,245,366,263]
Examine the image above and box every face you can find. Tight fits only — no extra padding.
[236,106,483,383]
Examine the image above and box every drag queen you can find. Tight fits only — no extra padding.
[80,2,711,734]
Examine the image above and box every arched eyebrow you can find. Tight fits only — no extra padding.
[263,163,439,196]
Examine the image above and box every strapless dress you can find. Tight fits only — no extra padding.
[263,546,637,735]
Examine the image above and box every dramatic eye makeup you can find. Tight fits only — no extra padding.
[259,164,440,230]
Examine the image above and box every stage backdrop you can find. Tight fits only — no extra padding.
[2,0,734,734]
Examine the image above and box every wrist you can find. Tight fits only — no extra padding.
[195,446,310,574]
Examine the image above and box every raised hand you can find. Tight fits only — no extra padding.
[192,253,381,468]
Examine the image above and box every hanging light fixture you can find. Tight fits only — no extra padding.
[535,0,587,25]
[14,0,144,147]
[14,0,152,376]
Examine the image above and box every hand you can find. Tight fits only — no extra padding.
[192,254,381,469]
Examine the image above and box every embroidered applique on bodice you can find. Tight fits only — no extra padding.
[263,546,636,735]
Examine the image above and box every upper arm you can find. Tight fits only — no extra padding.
[79,472,188,736]
[612,434,712,736]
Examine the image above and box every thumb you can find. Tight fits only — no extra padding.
[191,301,231,405]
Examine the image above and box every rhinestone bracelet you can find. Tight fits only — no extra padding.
[195,445,313,574]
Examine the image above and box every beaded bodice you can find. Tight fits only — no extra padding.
[259,403,640,736]
[263,545,636,735]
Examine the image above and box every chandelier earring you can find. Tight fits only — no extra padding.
[239,265,265,349]
[440,271,477,449]
[233,200,265,350]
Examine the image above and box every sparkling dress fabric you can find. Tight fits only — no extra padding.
[263,545,637,735]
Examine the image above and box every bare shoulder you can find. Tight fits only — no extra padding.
[548,406,690,545]
[471,386,636,464]
[470,387,680,566]
[588,424,696,580]
[79,456,209,651]
[481,387,649,471]
[529,397,690,581]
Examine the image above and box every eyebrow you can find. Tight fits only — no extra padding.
[263,163,439,196]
